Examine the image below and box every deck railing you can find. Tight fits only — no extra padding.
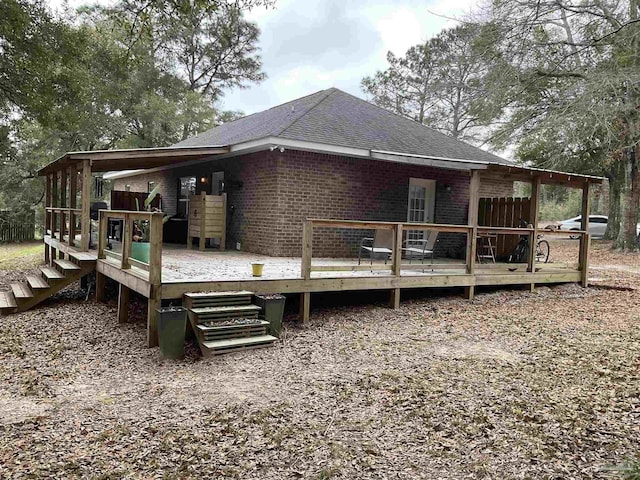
[97,210,164,289]
[45,207,82,247]
[301,219,590,283]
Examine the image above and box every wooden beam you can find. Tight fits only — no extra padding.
[44,174,52,263]
[467,171,480,275]
[300,291,310,323]
[80,160,91,251]
[392,224,403,276]
[147,297,160,348]
[390,288,401,309]
[121,214,132,270]
[465,286,475,300]
[51,171,58,239]
[96,260,152,297]
[527,176,541,278]
[579,182,591,287]
[68,166,77,247]
[59,168,67,244]
[117,284,130,323]
[199,191,206,251]
[149,212,163,289]
[95,271,106,302]
[301,220,312,280]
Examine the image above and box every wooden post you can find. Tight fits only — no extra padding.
[95,272,106,302]
[121,213,131,269]
[580,182,591,287]
[44,174,51,263]
[117,284,130,323]
[97,211,108,260]
[51,171,58,239]
[68,166,77,247]
[390,223,403,308]
[80,160,91,251]
[301,220,312,280]
[465,171,480,300]
[527,176,541,289]
[300,292,310,324]
[221,193,227,251]
[148,212,163,288]
[147,297,160,348]
[60,168,67,243]
[199,191,206,251]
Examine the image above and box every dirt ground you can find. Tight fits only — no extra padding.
[0,239,639,479]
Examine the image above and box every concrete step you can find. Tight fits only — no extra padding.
[202,335,277,356]
[11,283,33,300]
[26,275,49,290]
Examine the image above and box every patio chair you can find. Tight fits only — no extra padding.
[358,229,394,265]
[402,231,439,264]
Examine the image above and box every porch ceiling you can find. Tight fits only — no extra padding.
[485,163,604,187]
[37,146,230,175]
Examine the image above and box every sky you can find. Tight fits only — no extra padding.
[49,0,477,115]
[226,0,476,114]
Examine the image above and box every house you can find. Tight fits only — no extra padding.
[106,88,515,258]
[0,87,604,355]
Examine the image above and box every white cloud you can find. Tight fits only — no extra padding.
[375,8,424,56]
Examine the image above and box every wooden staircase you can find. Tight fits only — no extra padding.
[0,253,96,315]
[184,291,277,357]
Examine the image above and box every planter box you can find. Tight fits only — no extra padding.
[131,242,150,263]
[157,306,187,359]
[253,294,285,337]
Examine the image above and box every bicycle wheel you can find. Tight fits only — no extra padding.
[536,239,550,263]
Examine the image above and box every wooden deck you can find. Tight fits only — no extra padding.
[45,216,588,348]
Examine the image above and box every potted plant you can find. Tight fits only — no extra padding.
[253,293,286,337]
[131,184,168,263]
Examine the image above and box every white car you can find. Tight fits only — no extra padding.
[557,215,609,238]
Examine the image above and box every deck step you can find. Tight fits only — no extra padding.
[54,259,81,272]
[69,251,97,263]
[184,290,253,308]
[196,320,268,341]
[40,266,65,281]
[0,291,18,313]
[11,283,33,299]
[202,335,277,356]
[190,304,261,322]
[26,275,49,290]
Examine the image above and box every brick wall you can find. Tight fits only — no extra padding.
[113,149,514,257]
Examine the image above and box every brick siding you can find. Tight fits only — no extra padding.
[114,149,514,257]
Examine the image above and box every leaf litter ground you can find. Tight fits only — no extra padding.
[0,239,638,479]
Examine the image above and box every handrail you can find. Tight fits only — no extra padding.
[302,219,474,278]
[97,209,163,295]
[301,219,588,279]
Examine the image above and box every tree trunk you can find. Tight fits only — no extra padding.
[605,162,623,240]
[614,147,640,250]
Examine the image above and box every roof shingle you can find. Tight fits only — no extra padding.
[173,88,510,164]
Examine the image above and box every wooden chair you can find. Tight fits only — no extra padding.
[358,229,394,265]
[402,231,439,264]
[476,233,497,263]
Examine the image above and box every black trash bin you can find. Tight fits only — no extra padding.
[156,306,187,359]
[253,294,286,337]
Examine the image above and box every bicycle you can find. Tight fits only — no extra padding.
[508,220,550,263]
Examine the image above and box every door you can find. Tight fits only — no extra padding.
[210,171,225,195]
[407,178,436,242]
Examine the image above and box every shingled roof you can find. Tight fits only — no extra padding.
[173,88,510,165]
